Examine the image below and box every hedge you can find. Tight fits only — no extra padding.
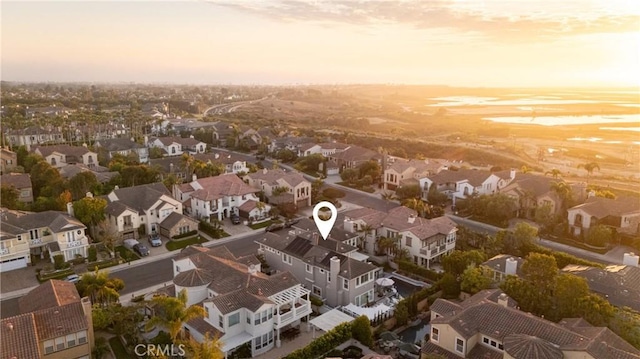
[397,260,444,282]
[283,322,352,359]
[530,245,605,269]
[172,230,198,240]
[38,268,74,282]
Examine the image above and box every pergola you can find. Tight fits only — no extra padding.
[269,285,310,307]
[309,308,355,337]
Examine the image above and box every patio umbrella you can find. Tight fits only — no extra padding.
[376,277,395,287]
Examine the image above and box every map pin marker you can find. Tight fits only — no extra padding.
[313,201,337,241]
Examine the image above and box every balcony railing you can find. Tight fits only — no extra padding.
[275,301,311,327]
[0,248,9,255]
[123,223,134,230]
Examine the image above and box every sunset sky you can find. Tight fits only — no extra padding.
[2,0,639,87]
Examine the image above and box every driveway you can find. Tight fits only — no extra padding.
[219,217,254,236]
[1,265,40,293]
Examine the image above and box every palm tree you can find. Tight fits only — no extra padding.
[402,198,430,218]
[376,236,397,256]
[357,224,374,250]
[545,169,562,179]
[255,201,267,219]
[146,289,206,341]
[186,332,224,359]
[78,270,124,307]
[381,191,397,202]
[521,165,532,174]
[181,153,195,178]
[550,181,574,212]
[577,162,600,182]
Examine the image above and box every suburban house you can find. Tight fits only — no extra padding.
[150,156,189,182]
[195,152,249,174]
[296,142,351,157]
[424,169,516,203]
[148,136,207,157]
[500,174,564,218]
[422,289,640,359]
[5,126,64,150]
[93,138,149,163]
[1,173,34,203]
[25,106,74,118]
[482,254,523,282]
[343,206,458,268]
[268,136,314,153]
[328,145,382,172]
[567,196,640,237]
[0,208,89,272]
[158,212,199,239]
[0,147,17,174]
[562,262,640,312]
[238,128,263,150]
[292,218,361,248]
[256,228,381,307]
[104,183,183,238]
[244,169,312,207]
[383,158,447,191]
[33,145,98,169]
[169,245,311,357]
[1,280,94,359]
[58,164,119,183]
[211,122,236,147]
[174,173,266,221]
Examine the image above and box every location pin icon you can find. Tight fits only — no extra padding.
[312,201,338,241]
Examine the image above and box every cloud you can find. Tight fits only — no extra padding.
[207,0,640,42]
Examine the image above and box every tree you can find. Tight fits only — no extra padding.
[403,198,429,218]
[351,315,373,347]
[273,186,289,196]
[520,253,558,296]
[553,273,590,320]
[545,169,562,178]
[294,153,325,175]
[427,185,448,207]
[442,250,487,277]
[311,179,324,203]
[185,332,224,359]
[439,273,461,299]
[30,160,65,198]
[146,289,206,341]
[92,337,110,359]
[380,191,397,202]
[0,185,20,209]
[534,203,554,233]
[550,181,574,212]
[460,265,492,294]
[357,224,374,250]
[520,165,532,174]
[95,220,122,251]
[149,146,165,159]
[357,160,381,183]
[585,225,612,247]
[396,185,421,201]
[577,162,600,181]
[73,196,107,231]
[394,301,409,326]
[340,168,359,183]
[376,236,397,256]
[77,270,125,307]
[68,171,99,200]
[507,222,538,255]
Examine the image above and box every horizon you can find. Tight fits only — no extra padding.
[2,0,639,87]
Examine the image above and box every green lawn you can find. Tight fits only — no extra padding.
[166,236,209,251]
[249,219,282,230]
[108,336,129,359]
[115,246,140,262]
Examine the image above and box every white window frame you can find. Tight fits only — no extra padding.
[455,337,465,353]
[282,253,292,265]
[343,278,349,290]
[228,312,240,327]
[431,327,439,343]
[306,264,312,273]
[77,330,87,344]
[66,333,77,347]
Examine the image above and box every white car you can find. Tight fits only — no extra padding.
[65,274,81,283]
[123,239,140,250]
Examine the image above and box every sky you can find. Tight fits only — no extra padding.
[1,0,639,87]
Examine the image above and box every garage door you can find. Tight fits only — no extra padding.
[0,257,28,272]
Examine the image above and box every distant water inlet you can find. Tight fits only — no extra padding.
[482,113,640,127]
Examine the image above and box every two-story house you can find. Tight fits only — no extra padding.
[424,169,516,203]
[0,147,18,174]
[296,142,351,157]
[0,208,89,272]
[104,183,184,238]
[170,245,311,357]
[244,169,312,207]
[256,228,381,308]
[567,196,640,237]
[1,173,34,203]
[194,152,249,174]
[5,126,65,150]
[383,158,447,191]
[149,157,189,182]
[174,174,262,221]
[1,280,94,359]
[33,145,98,169]
[499,174,564,219]
[328,146,382,173]
[148,136,207,157]
[93,138,149,163]
[422,289,640,359]
[343,206,458,268]
[482,254,523,282]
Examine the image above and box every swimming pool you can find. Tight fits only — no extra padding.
[398,318,431,346]
[391,275,426,298]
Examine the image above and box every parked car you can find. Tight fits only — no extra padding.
[133,244,150,257]
[123,239,141,250]
[65,274,81,283]
[148,234,162,247]
[231,214,241,225]
[265,222,285,232]
[284,218,300,228]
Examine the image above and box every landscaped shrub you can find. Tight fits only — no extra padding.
[283,322,352,359]
[351,315,374,347]
[199,220,226,239]
[53,254,70,270]
[322,187,346,199]
[397,260,444,282]
[88,246,98,262]
[310,295,324,307]
[172,230,198,240]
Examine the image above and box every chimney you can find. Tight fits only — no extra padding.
[505,257,518,275]
[343,219,355,233]
[85,192,93,198]
[114,185,119,190]
[408,214,416,224]
[169,163,174,173]
[248,264,257,275]
[192,174,197,182]
[498,293,509,308]
[510,168,516,179]
[623,252,639,267]
[312,232,319,246]
[330,256,340,302]
[66,202,74,217]
[262,168,268,174]
[214,153,220,159]
[587,190,596,198]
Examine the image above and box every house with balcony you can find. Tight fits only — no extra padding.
[33,145,98,169]
[174,173,263,221]
[567,196,640,238]
[422,289,640,359]
[343,206,457,268]
[423,169,516,203]
[499,173,564,219]
[1,173,34,203]
[148,136,207,157]
[244,169,312,207]
[0,208,89,272]
[194,152,249,174]
[104,183,183,238]
[1,280,94,359]
[256,228,380,308]
[383,158,447,191]
[0,147,18,174]
[5,126,65,150]
[93,138,149,163]
[169,245,311,357]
